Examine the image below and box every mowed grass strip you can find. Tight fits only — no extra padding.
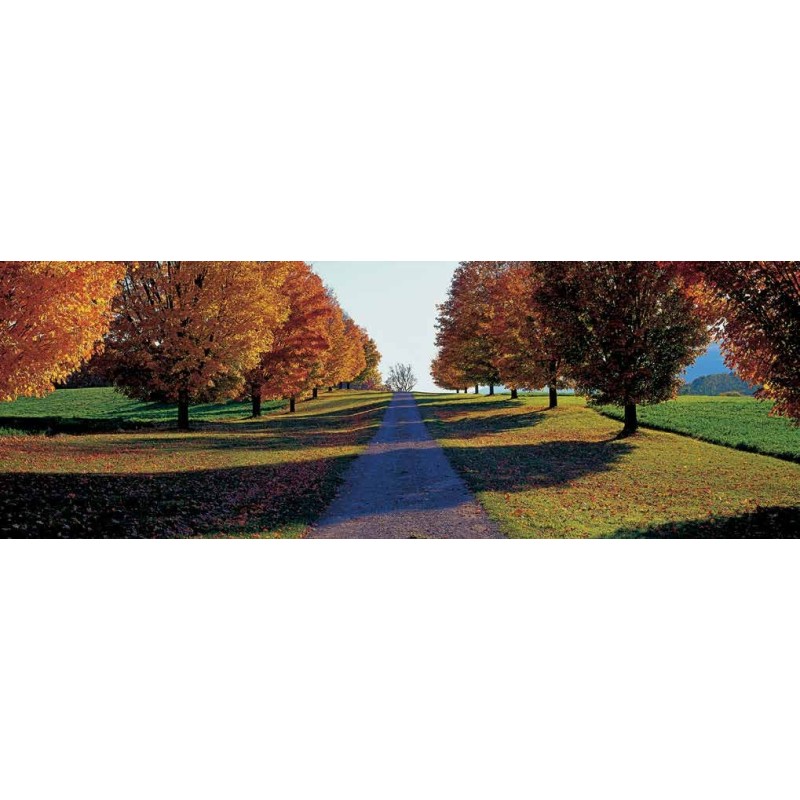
[416,394,800,538]
[597,396,800,463]
[0,391,391,539]
[0,386,280,427]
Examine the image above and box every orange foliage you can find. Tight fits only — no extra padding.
[0,261,124,401]
[317,297,368,390]
[434,261,505,389]
[248,262,334,407]
[103,262,290,426]
[490,262,567,396]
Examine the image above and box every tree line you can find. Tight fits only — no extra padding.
[0,262,382,429]
[432,262,800,435]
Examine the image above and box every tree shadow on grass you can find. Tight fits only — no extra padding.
[414,396,551,441]
[0,455,360,539]
[610,506,800,539]
[440,439,634,493]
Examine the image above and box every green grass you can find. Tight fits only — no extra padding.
[416,393,800,538]
[0,386,280,427]
[596,396,800,462]
[0,391,391,538]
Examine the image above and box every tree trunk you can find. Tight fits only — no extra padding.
[312,387,318,400]
[474,385,480,395]
[489,384,495,396]
[178,390,190,431]
[251,384,262,417]
[328,386,333,392]
[511,388,518,399]
[456,389,460,394]
[623,403,638,435]
[548,361,558,409]
[289,395,297,413]
[346,382,351,390]
[464,387,468,394]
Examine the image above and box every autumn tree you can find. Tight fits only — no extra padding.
[435,262,505,395]
[316,294,367,393]
[339,318,369,389]
[431,353,469,393]
[103,262,289,429]
[669,261,800,421]
[0,261,124,401]
[246,262,333,415]
[537,262,710,435]
[354,333,383,389]
[490,262,568,406]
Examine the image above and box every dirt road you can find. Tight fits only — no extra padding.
[308,393,501,539]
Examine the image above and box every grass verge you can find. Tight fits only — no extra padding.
[596,396,800,463]
[0,386,282,432]
[416,394,800,538]
[0,391,390,538]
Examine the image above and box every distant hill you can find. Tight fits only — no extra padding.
[680,373,758,396]
[683,343,727,382]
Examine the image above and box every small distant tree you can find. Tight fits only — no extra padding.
[386,363,417,393]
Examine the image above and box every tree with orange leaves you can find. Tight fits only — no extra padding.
[247,262,334,415]
[353,332,383,389]
[435,261,505,395]
[0,261,124,401]
[669,261,800,422]
[316,294,367,393]
[339,317,368,389]
[103,262,289,429]
[431,352,469,393]
[490,262,568,406]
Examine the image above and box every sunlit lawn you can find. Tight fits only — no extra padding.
[417,394,800,538]
[0,391,391,538]
[0,386,278,429]
[597,395,800,462]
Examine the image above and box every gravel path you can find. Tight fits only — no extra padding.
[308,393,502,539]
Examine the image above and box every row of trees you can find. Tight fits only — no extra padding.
[1,262,382,428]
[432,262,799,435]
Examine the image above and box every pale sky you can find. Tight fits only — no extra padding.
[312,262,725,392]
[313,262,458,392]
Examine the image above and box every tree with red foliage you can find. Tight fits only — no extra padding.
[435,261,505,395]
[669,261,800,422]
[490,262,568,406]
[537,262,710,435]
[431,353,469,393]
[247,262,334,415]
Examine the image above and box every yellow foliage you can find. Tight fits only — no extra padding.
[0,261,124,401]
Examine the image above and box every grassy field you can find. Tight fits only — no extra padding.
[0,386,281,429]
[417,394,800,538]
[596,396,800,462]
[0,390,391,538]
